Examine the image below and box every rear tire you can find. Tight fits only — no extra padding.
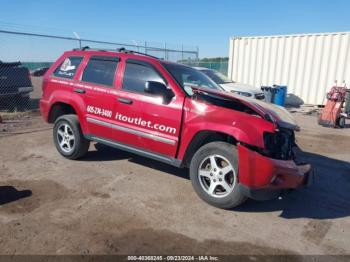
[53,114,90,160]
[189,142,247,209]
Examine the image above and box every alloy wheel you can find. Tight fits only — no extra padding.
[56,123,75,153]
[198,154,236,198]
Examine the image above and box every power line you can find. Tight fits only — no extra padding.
[0,29,199,54]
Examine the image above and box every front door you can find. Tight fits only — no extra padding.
[113,59,184,157]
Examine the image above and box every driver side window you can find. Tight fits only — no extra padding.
[183,73,202,86]
[122,61,165,94]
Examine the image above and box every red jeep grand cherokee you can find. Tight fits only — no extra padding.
[40,47,313,209]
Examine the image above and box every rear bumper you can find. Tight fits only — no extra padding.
[238,144,313,200]
[0,86,33,97]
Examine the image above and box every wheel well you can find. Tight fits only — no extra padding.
[48,102,77,123]
[182,131,237,168]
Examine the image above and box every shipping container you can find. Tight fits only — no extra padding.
[228,32,350,105]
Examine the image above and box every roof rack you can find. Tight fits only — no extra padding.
[116,47,160,60]
[72,46,160,60]
[72,46,106,52]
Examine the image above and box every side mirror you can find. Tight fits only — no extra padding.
[145,81,174,103]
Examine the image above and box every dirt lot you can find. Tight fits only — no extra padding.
[0,111,349,256]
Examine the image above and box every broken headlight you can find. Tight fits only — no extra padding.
[263,129,295,160]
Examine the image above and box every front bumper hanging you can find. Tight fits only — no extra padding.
[237,144,313,200]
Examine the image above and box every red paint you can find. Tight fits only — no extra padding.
[41,49,310,191]
[238,144,309,189]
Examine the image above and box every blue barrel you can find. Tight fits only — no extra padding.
[273,85,287,106]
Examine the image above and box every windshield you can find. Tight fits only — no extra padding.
[162,63,222,96]
[201,69,232,85]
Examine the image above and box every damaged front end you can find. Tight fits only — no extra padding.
[238,127,313,201]
[186,86,313,200]
[262,128,296,160]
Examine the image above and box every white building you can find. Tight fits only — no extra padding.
[228,32,350,105]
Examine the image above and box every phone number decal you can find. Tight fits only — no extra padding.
[87,105,112,118]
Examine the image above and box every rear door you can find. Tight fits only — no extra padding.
[77,55,120,141]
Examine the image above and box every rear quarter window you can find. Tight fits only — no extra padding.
[53,56,83,79]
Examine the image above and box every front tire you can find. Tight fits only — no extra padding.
[189,142,247,209]
[53,114,90,160]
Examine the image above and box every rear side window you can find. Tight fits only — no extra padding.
[53,56,83,79]
[122,61,165,93]
[81,56,119,87]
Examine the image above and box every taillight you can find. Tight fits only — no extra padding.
[42,77,48,96]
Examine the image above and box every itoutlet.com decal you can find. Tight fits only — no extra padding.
[115,112,177,135]
[86,104,177,135]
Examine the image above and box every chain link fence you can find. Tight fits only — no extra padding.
[0,29,199,115]
[181,60,229,75]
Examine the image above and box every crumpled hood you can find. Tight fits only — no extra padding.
[192,87,300,131]
[247,98,300,131]
[221,82,263,94]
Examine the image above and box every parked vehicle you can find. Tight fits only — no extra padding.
[40,47,313,209]
[194,67,265,100]
[31,67,49,77]
[0,61,33,109]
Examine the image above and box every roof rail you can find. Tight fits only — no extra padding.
[72,46,91,51]
[72,46,108,52]
[71,46,160,60]
[117,47,160,60]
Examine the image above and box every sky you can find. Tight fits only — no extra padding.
[0,0,350,60]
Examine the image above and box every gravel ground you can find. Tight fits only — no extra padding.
[0,111,349,256]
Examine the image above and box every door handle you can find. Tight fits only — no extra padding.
[118,97,133,105]
[74,88,86,94]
